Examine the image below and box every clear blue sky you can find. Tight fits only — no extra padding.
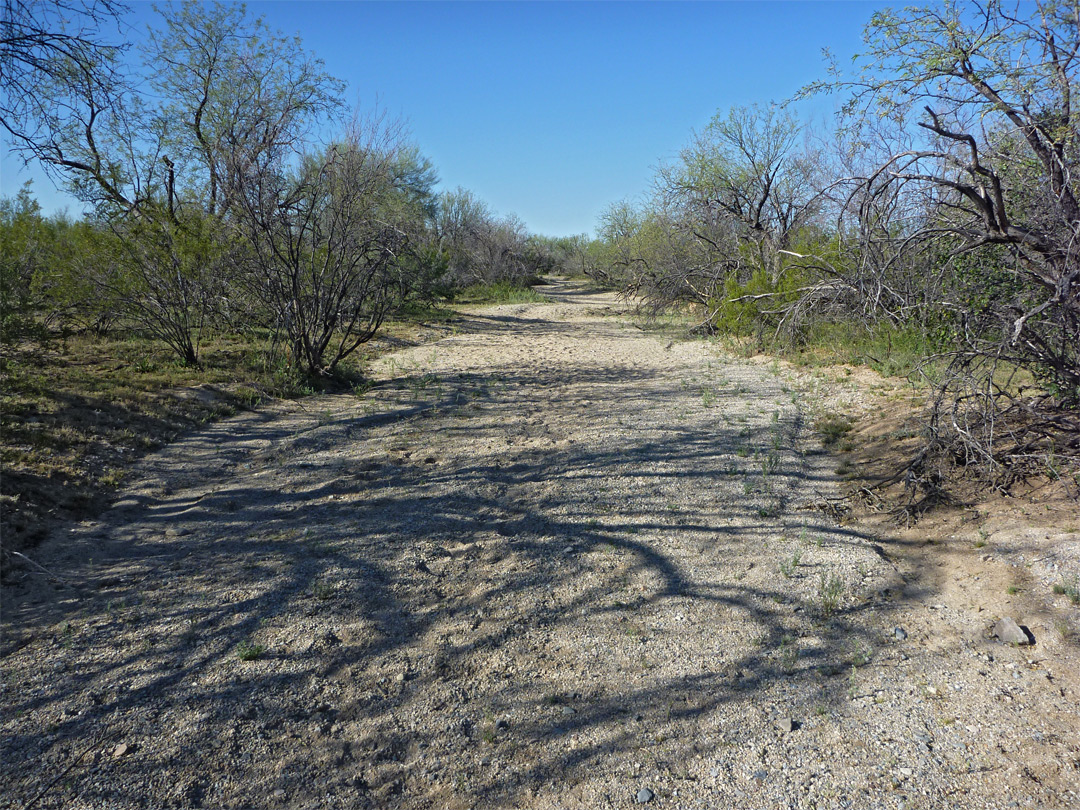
[2,1,884,237]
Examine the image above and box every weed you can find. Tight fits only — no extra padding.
[1052,576,1080,604]
[835,459,857,479]
[818,571,845,617]
[100,468,126,487]
[236,640,266,661]
[312,581,337,601]
[1006,585,1020,595]
[779,550,801,578]
[816,415,854,447]
[180,620,198,645]
[849,640,873,667]
[847,666,859,700]
[778,636,799,672]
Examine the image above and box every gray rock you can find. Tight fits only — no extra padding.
[893,626,908,641]
[561,705,576,716]
[993,617,1032,645]
[636,788,655,803]
[495,718,509,730]
[778,717,798,734]
[112,742,131,758]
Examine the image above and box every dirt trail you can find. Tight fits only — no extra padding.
[2,278,1078,809]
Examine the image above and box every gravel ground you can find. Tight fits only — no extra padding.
[2,278,1078,809]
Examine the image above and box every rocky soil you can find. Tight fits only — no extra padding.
[2,278,1078,809]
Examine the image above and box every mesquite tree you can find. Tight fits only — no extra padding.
[229,117,432,376]
[801,0,1080,482]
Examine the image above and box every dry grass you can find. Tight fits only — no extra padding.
[0,311,454,557]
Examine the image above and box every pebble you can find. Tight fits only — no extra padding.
[112,743,131,758]
[893,626,908,641]
[778,717,798,734]
[636,788,655,803]
[561,706,576,716]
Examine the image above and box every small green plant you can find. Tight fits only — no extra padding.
[101,468,126,487]
[849,640,873,667]
[1052,577,1080,604]
[779,550,801,578]
[235,385,262,407]
[816,414,854,447]
[236,640,266,661]
[778,635,799,672]
[312,581,336,601]
[818,571,845,617]
[180,619,198,645]
[1006,584,1020,595]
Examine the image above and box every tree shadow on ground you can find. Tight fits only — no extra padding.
[2,346,930,809]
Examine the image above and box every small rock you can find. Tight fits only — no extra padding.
[778,717,798,734]
[636,787,655,803]
[272,788,286,799]
[893,626,908,641]
[752,769,768,782]
[165,527,189,538]
[112,743,131,758]
[993,617,1033,646]
[495,718,509,730]
[561,706,576,716]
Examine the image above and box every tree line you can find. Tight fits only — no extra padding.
[3,0,1078,487]
[573,1,1079,488]
[1,1,576,377]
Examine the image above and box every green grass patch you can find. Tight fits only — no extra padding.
[454,280,551,304]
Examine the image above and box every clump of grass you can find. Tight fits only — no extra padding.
[1052,577,1080,604]
[779,550,801,578]
[818,571,845,617]
[849,640,873,667]
[312,580,337,601]
[455,281,550,304]
[816,414,855,448]
[236,640,266,661]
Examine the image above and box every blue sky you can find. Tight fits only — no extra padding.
[2,1,884,237]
